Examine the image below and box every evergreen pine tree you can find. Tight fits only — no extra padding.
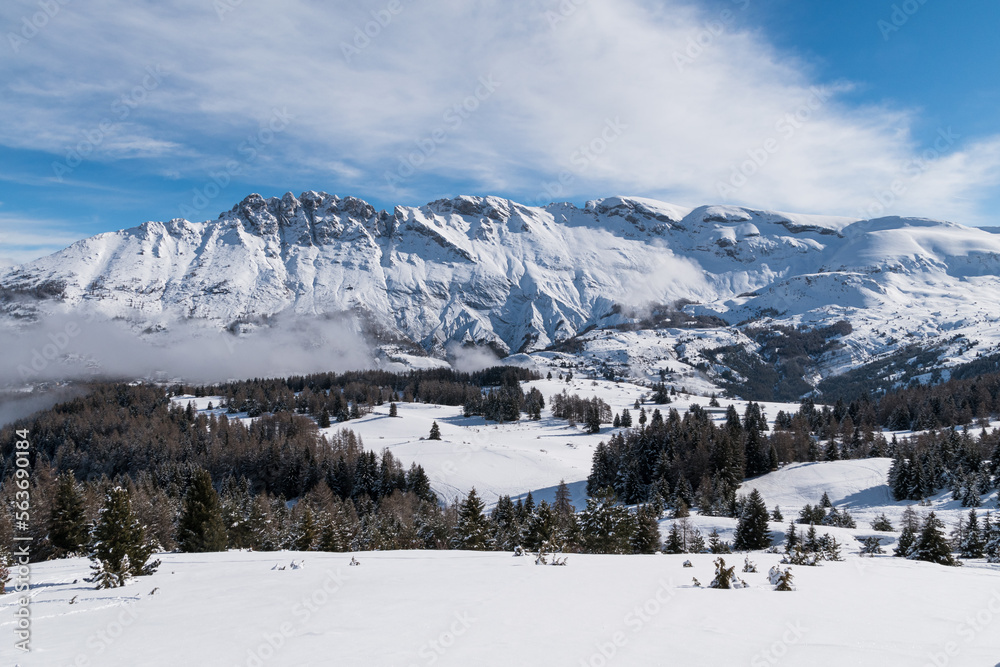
[405,463,436,503]
[893,506,920,558]
[888,453,910,500]
[89,487,160,589]
[578,488,634,554]
[523,491,535,518]
[733,489,772,551]
[389,402,398,417]
[688,524,706,553]
[522,501,557,551]
[894,524,917,558]
[709,557,737,589]
[707,529,731,554]
[318,499,360,552]
[177,469,228,552]
[50,472,89,555]
[958,509,984,559]
[294,505,318,551]
[804,525,820,553]
[630,504,662,554]
[620,408,633,428]
[663,523,685,554]
[774,567,794,591]
[823,438,840,461]
[771,505,783,522]
[768,445,779,471]
[453,488,493,550]
[819,533,843,561]
[983,512,1000,563]
[554,480,574,520]
[784,522,798,553]
[490,495,521,550]
[870,513,894,531]
[911,512,958,566]
[553,480,577,547]
[428,421,442,440]
[860,536,884,556]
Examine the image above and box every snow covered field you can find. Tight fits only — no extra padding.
[4,452,1000,666]
[303,376,801,506]
[22,386,982,666]
[3,547,999,666]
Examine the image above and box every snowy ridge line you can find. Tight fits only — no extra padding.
[3,192,1000,392]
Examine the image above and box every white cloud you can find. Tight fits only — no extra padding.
[0,312,373,387]
[1,0,999,224]
[0,214,87,264]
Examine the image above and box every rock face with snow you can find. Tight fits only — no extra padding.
[3,192,1000,383]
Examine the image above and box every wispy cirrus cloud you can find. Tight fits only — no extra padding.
[0,213,86,264]
[0,0,998,246]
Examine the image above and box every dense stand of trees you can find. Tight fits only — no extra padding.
[1,357,999,579]
[550,391,612,432]
[586,402,778,510]
[0,380,444,562]
[176,366,539,421]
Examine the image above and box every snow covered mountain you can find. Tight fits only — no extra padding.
[3,192,1000,393]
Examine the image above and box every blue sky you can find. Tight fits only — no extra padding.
[1,0,999,264]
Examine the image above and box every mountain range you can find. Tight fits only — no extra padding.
[3,191,1000,397]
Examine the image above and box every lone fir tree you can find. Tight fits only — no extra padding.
[910,512,958,566]
[733,489,772,551]
[89,487,160,589]
[50,472,89,555]
[177,469,229,552]
[664,523,685,554]
[707,529,731,554]
[428,421,442,440]
[453,488,493,550]
[958,509,984,559]
[784,522,798,553]
[894,507,920,558]
[630,504,662,554]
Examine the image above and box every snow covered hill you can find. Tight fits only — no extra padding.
[4,192,1000,392]
[285,375,799,507]
[4,531,998,666]
[5,386,999,666]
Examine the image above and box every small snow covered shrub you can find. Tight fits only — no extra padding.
[860,536,884,556]
[709,557,746,589]
[769,566,795,591]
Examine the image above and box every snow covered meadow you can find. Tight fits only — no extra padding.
[4,530,999,666]
[4,378,999,666]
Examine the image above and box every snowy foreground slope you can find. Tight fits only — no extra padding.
[4,422,1000,666]
[3,549,999,666]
